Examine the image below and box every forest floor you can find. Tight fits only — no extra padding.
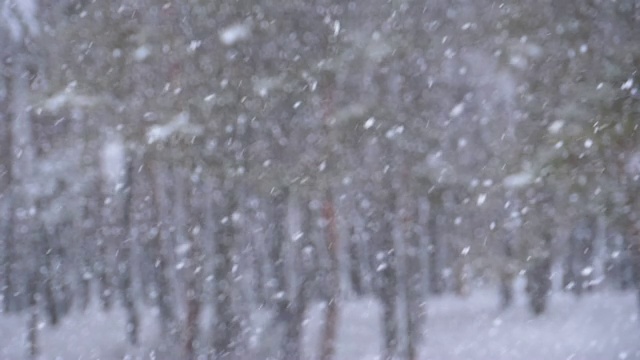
[1,286,638,359]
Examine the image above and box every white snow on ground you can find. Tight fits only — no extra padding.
[1,289,638,359]
[421,290,639,360]
[0,303,167,360]
[304,298,383,360]
[304,290,639,360]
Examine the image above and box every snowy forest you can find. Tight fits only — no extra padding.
[1,0,640,359]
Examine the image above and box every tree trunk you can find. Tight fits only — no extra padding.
[118,158,138,345]
[9,56,37,314]
[184,284,200,359]
[427,202,444,295]
[526,233,552,315]
[148,158,176,332]
[27,271,39,359]
[400,194,426,360]
[263,186,312,359]
[178,164,202,359]
[566,217,596,296]
[348,225,364,296]
[73,198,93,311]
[41,228,59,326]
[452,254,469,297]
[499,238,515,309]
[268,186,302,359]
[380,258,397,360]
[562,255,575,291]
[372,173,398,360]
[319,189,340,360]
[0,120,13,313]
[628,226,640,316]
[282,292,304,359]
[96,185,114,311]
[346,194,373,297]
[212,186,241,359]
[2,202,15,313]
[526,255,552,315]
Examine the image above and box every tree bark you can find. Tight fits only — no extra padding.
[27,271,39,359]
[41,228,59,326]
[148,158,176,332]
[427,199,444,295]
[400,193,426,360]
[526,233,552,315]
[96,179,114,311]
[8,56,37,314]
[0,107,13,313]
[2,201,15,313]
[271,186,307,359]
[179,164,202,359]
[499,237,515,309]
[319,189,340,360]
[118,157,138,345]
[212,186,241,359]
[378,189,397,360]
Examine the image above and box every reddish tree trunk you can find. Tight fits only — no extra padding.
[319,189,340,360]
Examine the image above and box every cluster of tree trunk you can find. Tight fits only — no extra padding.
[3,0,640,359]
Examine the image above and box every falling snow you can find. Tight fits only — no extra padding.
[1,1,638,360]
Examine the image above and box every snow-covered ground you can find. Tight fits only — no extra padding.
[421,290,639,360]
[1,289,638,359]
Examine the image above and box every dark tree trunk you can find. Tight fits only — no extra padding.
[0,102,8,313]
[319,189,340,360]
[263,187,314,359]
[184,282,200,359]
[427,204,444,295]
[282,291,304,359]
[249,206,270,306]
[562,256,575,291]
[499,277,513,309]
[181,165,202,360]
[379,253,397,360]
[628,229,640,316]
[148,232,174,330]
[41,229,59,326]
[77,258,92,311]
[148,159,176,332]
[3,204,15,313]
[212,188,241,359]
[27,271,39,359]
[566,217,596,296]
[526,233,552,315]
[78,182,101,311]
[120,270,138,343]
[500,238,515,309]
[118,158,138,345]
[96,197,113,311]
[8,57,36,313]
[401,196,426,360]
[348,226,364,296]
[346,193,373,297]
[378,188,398,360]
[526,255,552,315]
[269,186,304,359]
